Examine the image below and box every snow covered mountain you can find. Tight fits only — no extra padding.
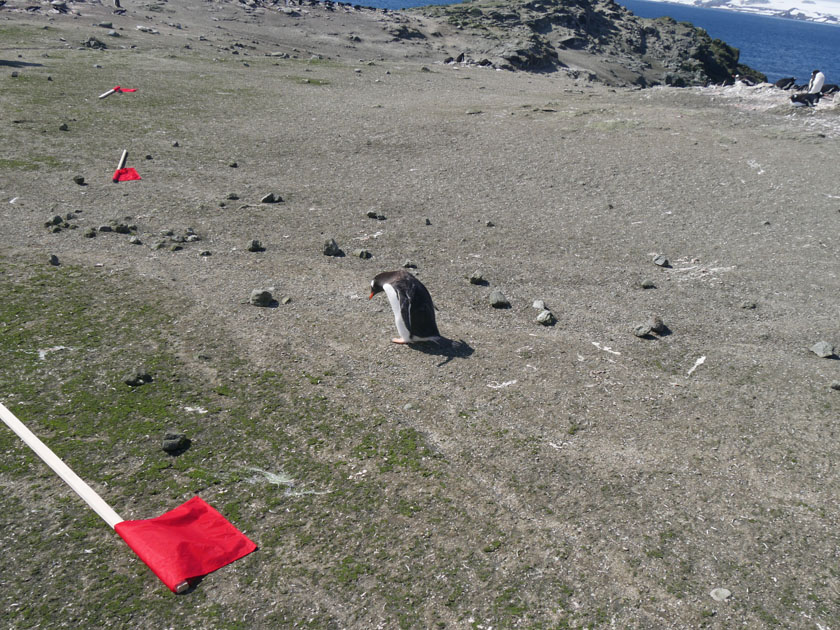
[644,0,840,24]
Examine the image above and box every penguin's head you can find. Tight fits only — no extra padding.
[369,277,384,300]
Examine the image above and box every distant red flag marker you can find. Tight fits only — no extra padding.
[99,85,138,99]
[112,167,142,182]
[112,149,141,182]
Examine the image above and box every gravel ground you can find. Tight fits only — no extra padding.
[2,0,840,628]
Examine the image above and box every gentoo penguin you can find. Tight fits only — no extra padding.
[369,270,440,344]
[808,69,826,94]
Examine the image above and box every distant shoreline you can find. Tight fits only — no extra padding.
[627,0,840,26]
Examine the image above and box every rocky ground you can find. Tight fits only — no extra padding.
[1,0,840,628]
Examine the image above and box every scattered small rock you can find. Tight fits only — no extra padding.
[469,271,486,285]
[229,161,238,168]
[323,238,344,257]
[247,239,265,252]
[249,289,274,307]
[72,175,85,185]
[366,211,386,220]
[830,382,840,391]
[171,140,180,147]
[261,192,283,203]
[59,123,69,131]
[532,300,545,310]
[402,260,417,269]
[709,588,731,602]
[536,309,556,326]
[425,218,431,225]
[652,254,670,268]
[124,371,153,387]
[199,250,212,256]
[129,236,142,245]
[48,254,60,266]
[640,279,656,289]
[489,289,510,309]
[810,341,835,359]
[633,325,652,338]
[485,220,495,227]
[226,193,240,200]
[98,225,113,233]
[162,430,190,454]
[740,301,757,309]
[648,316,668,335]
[353,248,372,259]
[83,227,97,238]
[280,296,292,305]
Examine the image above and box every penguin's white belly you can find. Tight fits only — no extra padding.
[383,283,412,341]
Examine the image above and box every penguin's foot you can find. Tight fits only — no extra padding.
[391,337,410,344]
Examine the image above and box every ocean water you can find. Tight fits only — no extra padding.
[619,0,840,84]
[357,0,840,85]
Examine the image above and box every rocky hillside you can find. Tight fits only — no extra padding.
[412,0,766,86]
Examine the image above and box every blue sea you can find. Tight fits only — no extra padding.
[357,0,840,85]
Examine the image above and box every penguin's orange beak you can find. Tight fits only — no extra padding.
[368,291,375,299]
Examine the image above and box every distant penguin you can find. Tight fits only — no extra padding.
[774,77,796,90]
[369,270,441,344]
[821,83,839,95]
[808,69,826,94]
[790,92,821,107]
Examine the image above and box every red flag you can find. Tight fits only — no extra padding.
[112,167,141,182]
[115,496,257,592]
[113,86,137,93]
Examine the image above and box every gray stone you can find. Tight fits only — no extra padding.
[353,248,372,259]
[199,250,212,256]
[98,225,113,233]
[536,309,556,326]
[830,382,840,391]
[172,140,180,147]
[402,260,417,269]
[280,296,292,304]
[59,123,69,131]
[648,316,667,335]
[489,289,510,309]
[532,299,546,310]
[633,324,652,338]
[129,236,142,245]
[652,254,670,267]
[469,271,485,285]
[249,289,274,307]
[247,239,265,252]
[48,215,63,226]
[323,238,344,257]
[125,371,153,387]
[740,301,757,309]
[72,175,84,185]
[162,430,190,454]
[640,279,656,289]
[709,588,731,602]
[261,192,282,203]
[810,341,835,358]
[83,227,97,238]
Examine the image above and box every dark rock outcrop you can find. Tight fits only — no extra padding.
[416,0,765,87]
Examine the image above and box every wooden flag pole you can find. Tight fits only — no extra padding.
[117,149,128,171]
[0,402,124,528]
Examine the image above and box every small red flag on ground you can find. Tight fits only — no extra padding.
[112,149,141,182]
[99,86,138,99]
[112,167,142,182]
[0,402,257,593]
[115,497,257,592]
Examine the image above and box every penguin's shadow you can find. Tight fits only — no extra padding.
[411,338,474,366]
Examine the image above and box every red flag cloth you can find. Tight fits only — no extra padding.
[112,167,141,182]
[114,496,257,592]
[113,86,137,92]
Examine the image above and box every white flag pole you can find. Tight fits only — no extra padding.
[116,149,128,171]
[0,402,124,529]
[99,88,118,99]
